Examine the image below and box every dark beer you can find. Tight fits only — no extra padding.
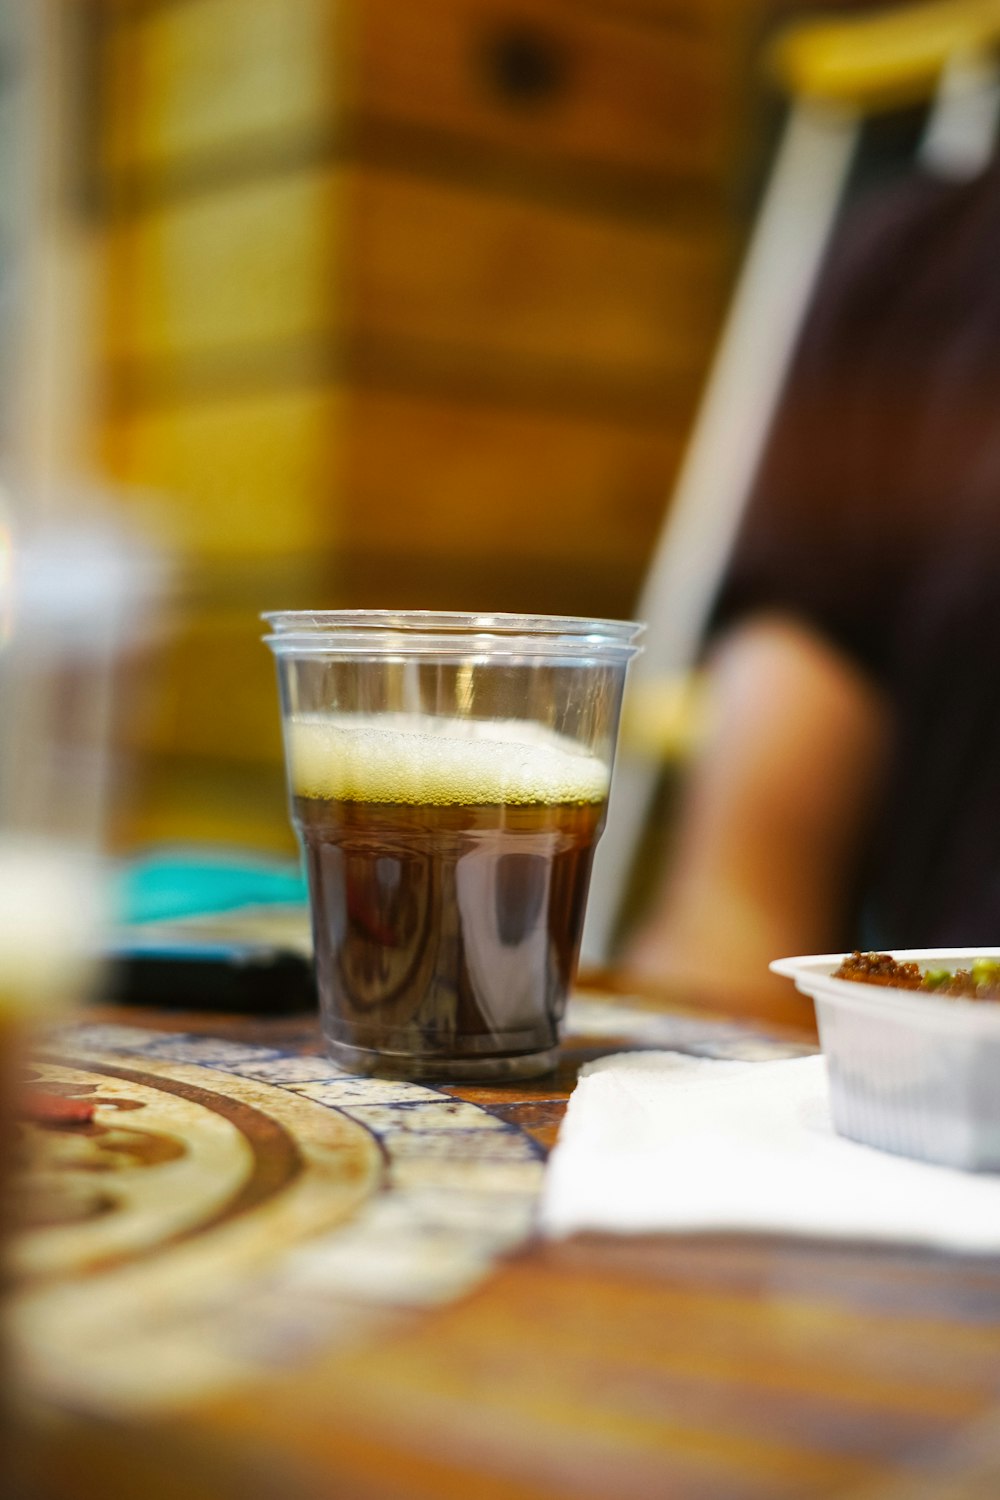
[288,714,609,1078]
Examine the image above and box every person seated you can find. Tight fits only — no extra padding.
[623,153,1000,1030]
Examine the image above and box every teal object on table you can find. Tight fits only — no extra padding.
[113,849,309,926]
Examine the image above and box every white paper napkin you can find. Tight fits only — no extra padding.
[539,1051,1000,1253]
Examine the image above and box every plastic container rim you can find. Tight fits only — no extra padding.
[262,609,645,660]
[771,948,1000,1032]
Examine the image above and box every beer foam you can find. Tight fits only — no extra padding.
[288,713,610,805]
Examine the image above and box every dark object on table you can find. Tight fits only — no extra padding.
[103,937,316,1016]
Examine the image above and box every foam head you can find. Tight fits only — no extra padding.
[287,713,610,806]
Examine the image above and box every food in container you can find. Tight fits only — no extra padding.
[770,949,1000,1171]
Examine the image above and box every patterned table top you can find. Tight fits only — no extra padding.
[11,993,793,1416]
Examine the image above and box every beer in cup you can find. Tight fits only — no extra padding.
[264,611,642,1080]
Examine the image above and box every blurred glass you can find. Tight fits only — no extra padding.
[0,508,137,1026]
[0,494,161,1495]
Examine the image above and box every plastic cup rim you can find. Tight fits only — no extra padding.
[262,608,645,660]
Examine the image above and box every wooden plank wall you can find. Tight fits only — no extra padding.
[89,0,761,849]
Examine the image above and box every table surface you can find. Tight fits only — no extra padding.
[9,983,1000,1500]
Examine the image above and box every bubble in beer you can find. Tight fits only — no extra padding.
[287,713,609,806]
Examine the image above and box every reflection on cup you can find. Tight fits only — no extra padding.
[264,613,642,1080]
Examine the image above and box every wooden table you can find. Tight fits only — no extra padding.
[8,984,1000,1500]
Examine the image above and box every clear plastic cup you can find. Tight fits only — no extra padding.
[264,610,643,1080]
[0,515,147,1025]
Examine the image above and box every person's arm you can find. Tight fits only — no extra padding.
[621,611,890,1030]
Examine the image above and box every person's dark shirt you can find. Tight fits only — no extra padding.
[711,159,1000,947]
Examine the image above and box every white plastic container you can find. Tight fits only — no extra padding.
[770,949,1000,1171]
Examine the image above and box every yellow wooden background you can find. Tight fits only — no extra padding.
[86,0,772,852]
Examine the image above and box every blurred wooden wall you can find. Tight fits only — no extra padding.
[86,0,765,850]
